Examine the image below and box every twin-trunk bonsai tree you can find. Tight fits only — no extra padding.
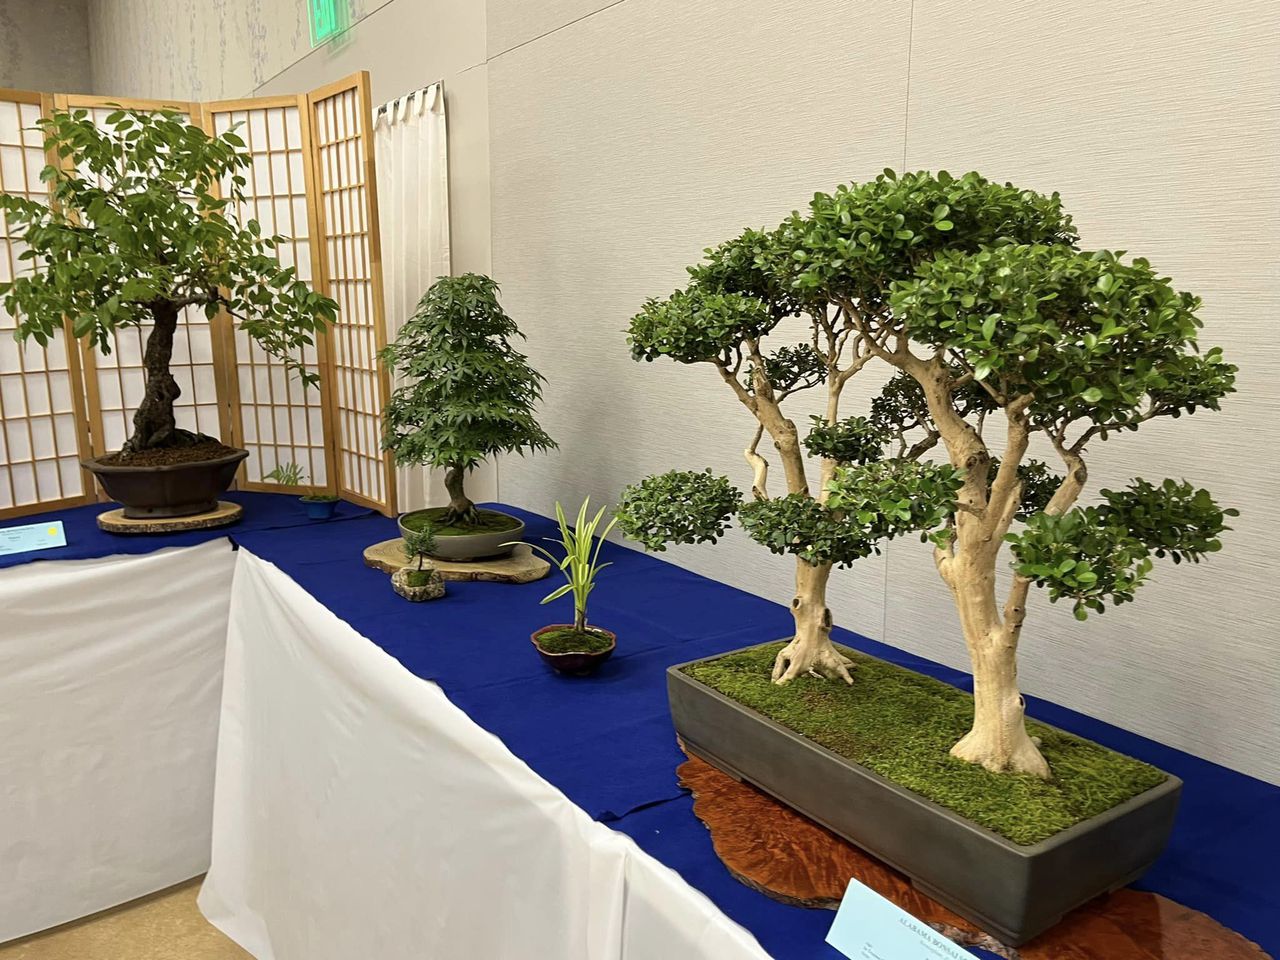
[618,170,1235,778]
[0,108,337,457]
[380,273,555,523]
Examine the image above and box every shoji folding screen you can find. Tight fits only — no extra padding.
[0,90,94,518]
[0,73,396,519]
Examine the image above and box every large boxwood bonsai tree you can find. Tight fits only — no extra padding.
[380,273,555,523]
[0,107,337,458]
[619,171,1236,779]
[617,172,1070,685]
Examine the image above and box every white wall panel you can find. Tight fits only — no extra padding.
[489,0,914,645]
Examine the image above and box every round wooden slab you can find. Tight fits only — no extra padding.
[363,537,551,584]
[97,500,243,534]
[677,751,1269,960]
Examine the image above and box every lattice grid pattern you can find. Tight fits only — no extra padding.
[69,101,227,457]
[0,93,92,518]
[311,80,394,510]
[210,100,330,491]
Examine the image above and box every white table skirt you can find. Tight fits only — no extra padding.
[0,540,236,942]
[199,549,770,960]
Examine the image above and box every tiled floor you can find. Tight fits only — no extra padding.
[0,879,250,960]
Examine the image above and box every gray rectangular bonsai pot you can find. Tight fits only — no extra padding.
[668,642,1182,946]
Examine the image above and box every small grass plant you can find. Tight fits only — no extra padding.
[527,499,617,651]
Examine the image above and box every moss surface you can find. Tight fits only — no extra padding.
[402,507,522,537]
[404,568,436,587]
[536,627,614,654]
[683,642,1167,845]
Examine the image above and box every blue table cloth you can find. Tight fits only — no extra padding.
[0,492,373,571]
[6,495,1276,958]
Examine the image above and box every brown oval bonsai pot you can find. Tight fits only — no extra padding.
[84,447,249,519]
[531,624,616,676]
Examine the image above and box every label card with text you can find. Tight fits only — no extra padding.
[0,519,67,557]
[826,877,978,960]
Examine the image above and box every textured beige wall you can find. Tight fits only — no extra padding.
[0,0,91,93]
[487,0,1280,783]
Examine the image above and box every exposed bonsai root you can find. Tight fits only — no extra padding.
[771,636,854,685]
[443,504,480,526]
[950,721,1051,779]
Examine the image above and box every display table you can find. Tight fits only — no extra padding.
[0,493,373,943]
[217,505,1278,960]
[3,498,1277,958]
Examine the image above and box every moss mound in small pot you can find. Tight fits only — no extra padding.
[392,565,445,602]
[685,642,1168,846]
[532,625,616,676]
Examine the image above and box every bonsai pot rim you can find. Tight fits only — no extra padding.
[667,641,1182,945]
[531,624,617,676]
[82,446,249,474]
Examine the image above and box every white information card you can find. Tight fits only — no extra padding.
[826,877,978,960]
[0,519,67,557]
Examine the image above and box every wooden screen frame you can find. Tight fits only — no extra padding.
[306,72,397,515]
[0,87,96,520]
[0,74,398,519]
[201,93,340,499]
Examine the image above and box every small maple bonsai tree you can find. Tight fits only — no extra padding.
[0,107,337,458]
[381,273,555,524]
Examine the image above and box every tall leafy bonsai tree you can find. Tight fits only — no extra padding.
[617,172,1069,685]
[621,170,1237,780]
[860,240,1235,777]
[380,273,555,523]
[0,107,337,457]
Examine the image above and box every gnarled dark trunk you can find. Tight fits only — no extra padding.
[122,301,182,454]
[443,462,477,525]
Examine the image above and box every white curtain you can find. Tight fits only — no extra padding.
[199,551,770,960]
[374,82,451,513]
[0,542,236,942]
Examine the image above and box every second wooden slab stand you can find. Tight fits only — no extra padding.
[363,537,551,584]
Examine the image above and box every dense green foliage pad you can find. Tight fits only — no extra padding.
[616,470,742,551]
[685,643,1167,844]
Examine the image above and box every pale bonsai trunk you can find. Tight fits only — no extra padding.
[443,461,477,524]
[905,363,1054,776]
[122,301,182,454]
[746,342,853,685]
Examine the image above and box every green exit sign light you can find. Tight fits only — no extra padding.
[310,0,349,46]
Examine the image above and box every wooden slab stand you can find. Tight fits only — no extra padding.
[364,537,550,584]
[677,751,1269,960]
[96,501,243,534]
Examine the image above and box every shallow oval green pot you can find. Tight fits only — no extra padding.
[398,508,525,561]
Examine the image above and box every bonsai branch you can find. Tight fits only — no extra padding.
[744,423,769,500]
